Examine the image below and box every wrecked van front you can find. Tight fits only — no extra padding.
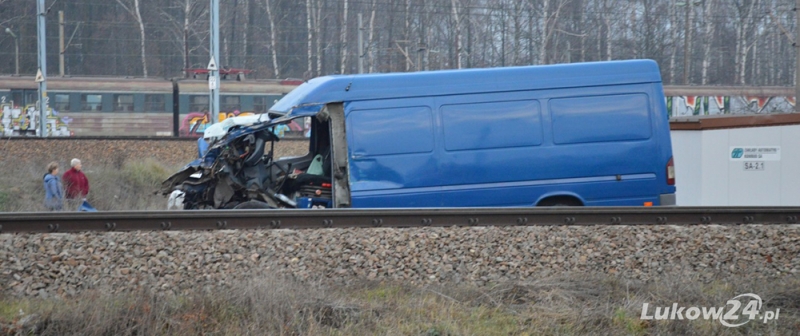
[160,83,350,209]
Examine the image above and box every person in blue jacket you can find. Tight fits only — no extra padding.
[43,161,63,211]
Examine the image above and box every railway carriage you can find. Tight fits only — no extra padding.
[0,76,300,137]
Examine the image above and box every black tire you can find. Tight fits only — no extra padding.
[233,200,275,209]
[538,197,582,207]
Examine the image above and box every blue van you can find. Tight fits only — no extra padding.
[162,60,676,209]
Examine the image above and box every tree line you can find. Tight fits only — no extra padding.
[0,0,795,86]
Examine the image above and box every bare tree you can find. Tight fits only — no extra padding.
[116,0,148,77]
[264,0,280,77]
[701,0,717,84]
[601,0,613,61]
[537,0,568,64]
[159,0,208,76]
[1,0,797,85]
[305,0,314,77]
[733,0,760,84]
[367,0,378,73]
[668,2,679,83]
[241,0,250,69]
[451,0,464,68]
[683,0,696,84]
[315,0,325,76]
[510,1,526,65]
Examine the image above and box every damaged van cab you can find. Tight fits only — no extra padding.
[161,59,676,209]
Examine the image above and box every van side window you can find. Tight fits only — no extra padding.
[441,100,542,151]
[348,106,434,157]
[550,94,652,145]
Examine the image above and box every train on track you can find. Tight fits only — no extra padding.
[0,75,302,137]
[0,74,795,137]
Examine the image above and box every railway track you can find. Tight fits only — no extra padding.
[1,207,799,234]
[0,135,310,141]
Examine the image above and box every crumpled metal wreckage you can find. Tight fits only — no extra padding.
[161,108,337,210]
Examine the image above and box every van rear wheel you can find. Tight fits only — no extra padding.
[538,197,582,207]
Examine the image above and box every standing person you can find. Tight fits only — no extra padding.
[43,162,63,211]
[62,158,90,210]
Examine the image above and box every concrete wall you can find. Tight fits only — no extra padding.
[672,125,800,205]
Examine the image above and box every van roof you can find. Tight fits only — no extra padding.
[270,59,663,115]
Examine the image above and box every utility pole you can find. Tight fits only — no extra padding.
[209,0,220,124]
[59,11,65,76]
[796,0,800,111]
[37,0,48,137]
[358,13,364,74]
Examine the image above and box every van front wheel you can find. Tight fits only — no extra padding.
[233,200,276,209]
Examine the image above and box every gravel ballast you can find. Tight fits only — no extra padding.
[1,225,797,298]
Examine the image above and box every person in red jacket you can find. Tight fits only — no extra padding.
[62,158,90,210]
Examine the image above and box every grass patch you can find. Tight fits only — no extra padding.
[0,159,183,211]
[0,274,797,335]
[613,307,648,335]
[0,190,9,212]
[122,158,172,189]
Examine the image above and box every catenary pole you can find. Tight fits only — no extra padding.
[209,0,220,124]
[796,0,800,111]
[37,0,48,137]
[59,11,65,77]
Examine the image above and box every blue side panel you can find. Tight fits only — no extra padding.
[441,99,542,151]
[550,94,652,144]
[347,99,441,207]
[348,106,434,156]
[433,86,662,207]
[346,83,670,208]
[316,61,675,208]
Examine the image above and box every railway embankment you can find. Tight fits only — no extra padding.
[0,137,309,166]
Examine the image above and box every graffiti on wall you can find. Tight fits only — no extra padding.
[667,95,796,117]
[0,104,72,136]
[179,110,310,138]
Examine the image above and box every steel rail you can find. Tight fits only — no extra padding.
[0,207,799,234]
